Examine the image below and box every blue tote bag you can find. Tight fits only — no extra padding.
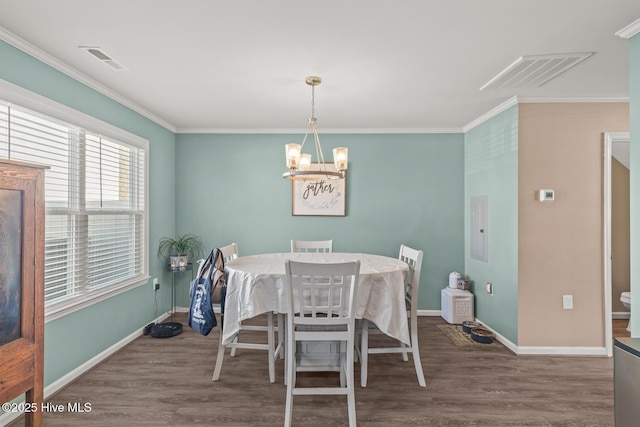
[188,250,219,336]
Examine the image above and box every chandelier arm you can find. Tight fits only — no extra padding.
[314,126,327,169]
[300,128,311,151]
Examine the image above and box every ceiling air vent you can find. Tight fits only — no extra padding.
[79,46,129,71]
[480,52,593,91]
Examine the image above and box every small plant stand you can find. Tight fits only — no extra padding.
[150,264,193,338]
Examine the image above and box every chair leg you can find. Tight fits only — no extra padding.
[360,319,369,387]
[354,319,360,363]
[267,311,275,383]
[283,319,288,386]
[229,335,239,357]
[212,330,227,381]
[401,342,409,362]
[339,341,346,388]
[277,313,285,359]
[346,339,357,426]
[284,328,295,426]
[410,323,426,387]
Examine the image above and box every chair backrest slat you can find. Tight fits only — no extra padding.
[219,242,239,263]
[197,243,239,279]
[399,244,423,307]
[291,239,333,253]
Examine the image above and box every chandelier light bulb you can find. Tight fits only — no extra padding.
[333,147,348,171]
[285,143,301,169]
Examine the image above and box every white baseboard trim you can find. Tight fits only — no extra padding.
[613,312,630,319]
[473,317,608,356]
[181,307,609,356]
[0,312,170,426]
[45,311,170,396]
[417,310,441,316]
[516,346,608,356]
[472,319,518,354]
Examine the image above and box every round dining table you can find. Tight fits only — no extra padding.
[222,252,410,346]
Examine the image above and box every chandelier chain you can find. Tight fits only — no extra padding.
[311,84,315,120]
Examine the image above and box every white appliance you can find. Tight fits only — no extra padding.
[448,272,462,289]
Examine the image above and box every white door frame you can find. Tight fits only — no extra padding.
[603,131,630,357]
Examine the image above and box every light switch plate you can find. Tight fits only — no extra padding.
[486,282,493,295]
[538,189,555,202]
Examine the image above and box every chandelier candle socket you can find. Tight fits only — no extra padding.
[283,76,349,181]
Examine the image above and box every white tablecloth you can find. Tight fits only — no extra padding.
[222,252,410,345]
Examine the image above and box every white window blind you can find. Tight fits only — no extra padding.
[0,99,147,317]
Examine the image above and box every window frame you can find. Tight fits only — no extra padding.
[0,78,150,323]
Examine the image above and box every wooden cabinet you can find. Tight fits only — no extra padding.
[0,159,47,427]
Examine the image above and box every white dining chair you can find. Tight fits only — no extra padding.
[283,260,360,427]
[290,239,333,253]
[197,243,282,384]
[359,244,426,387]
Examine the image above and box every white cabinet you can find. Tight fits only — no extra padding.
[441,288,474,324]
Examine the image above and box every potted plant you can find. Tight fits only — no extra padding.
[157,233,204,270]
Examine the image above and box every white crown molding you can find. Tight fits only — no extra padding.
[518,96,629,103]
[463,95,630,133]
[616,18,640,39]
[176,127,463,134]
[0,26,176,132]
[462,96,519,133]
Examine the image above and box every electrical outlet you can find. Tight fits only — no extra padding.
[562,294,573,310]
[153,278,160,291]
[486,282,493,295]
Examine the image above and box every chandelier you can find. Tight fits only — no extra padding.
[282,76,348,181]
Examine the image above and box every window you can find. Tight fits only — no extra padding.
[0,90,148,321]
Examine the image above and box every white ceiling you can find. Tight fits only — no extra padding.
[0,0,639,133]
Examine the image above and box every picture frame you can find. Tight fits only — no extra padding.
[292,163,347,216]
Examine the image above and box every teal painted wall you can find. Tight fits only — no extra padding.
[464,106,518,344]
[174,133,465,311]
[0,40,177,386]
[630,34,640,337]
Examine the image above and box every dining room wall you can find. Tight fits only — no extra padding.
[464,105,519,344]
[174,132,465,311]
[0,39,178,387]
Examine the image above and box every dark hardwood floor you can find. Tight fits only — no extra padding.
[10,314,616,426]
[613,318,631,339]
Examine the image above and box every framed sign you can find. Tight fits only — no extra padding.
[292,163,346,216]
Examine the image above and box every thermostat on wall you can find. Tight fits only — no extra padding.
[538,189,554,202]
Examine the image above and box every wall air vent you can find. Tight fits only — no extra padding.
[480,52,593,91]
[79,46,129,71]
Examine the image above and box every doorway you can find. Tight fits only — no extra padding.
[604,132,630,357]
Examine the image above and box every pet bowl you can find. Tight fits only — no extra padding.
[462,321,481,334]
[470,327,494,344]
